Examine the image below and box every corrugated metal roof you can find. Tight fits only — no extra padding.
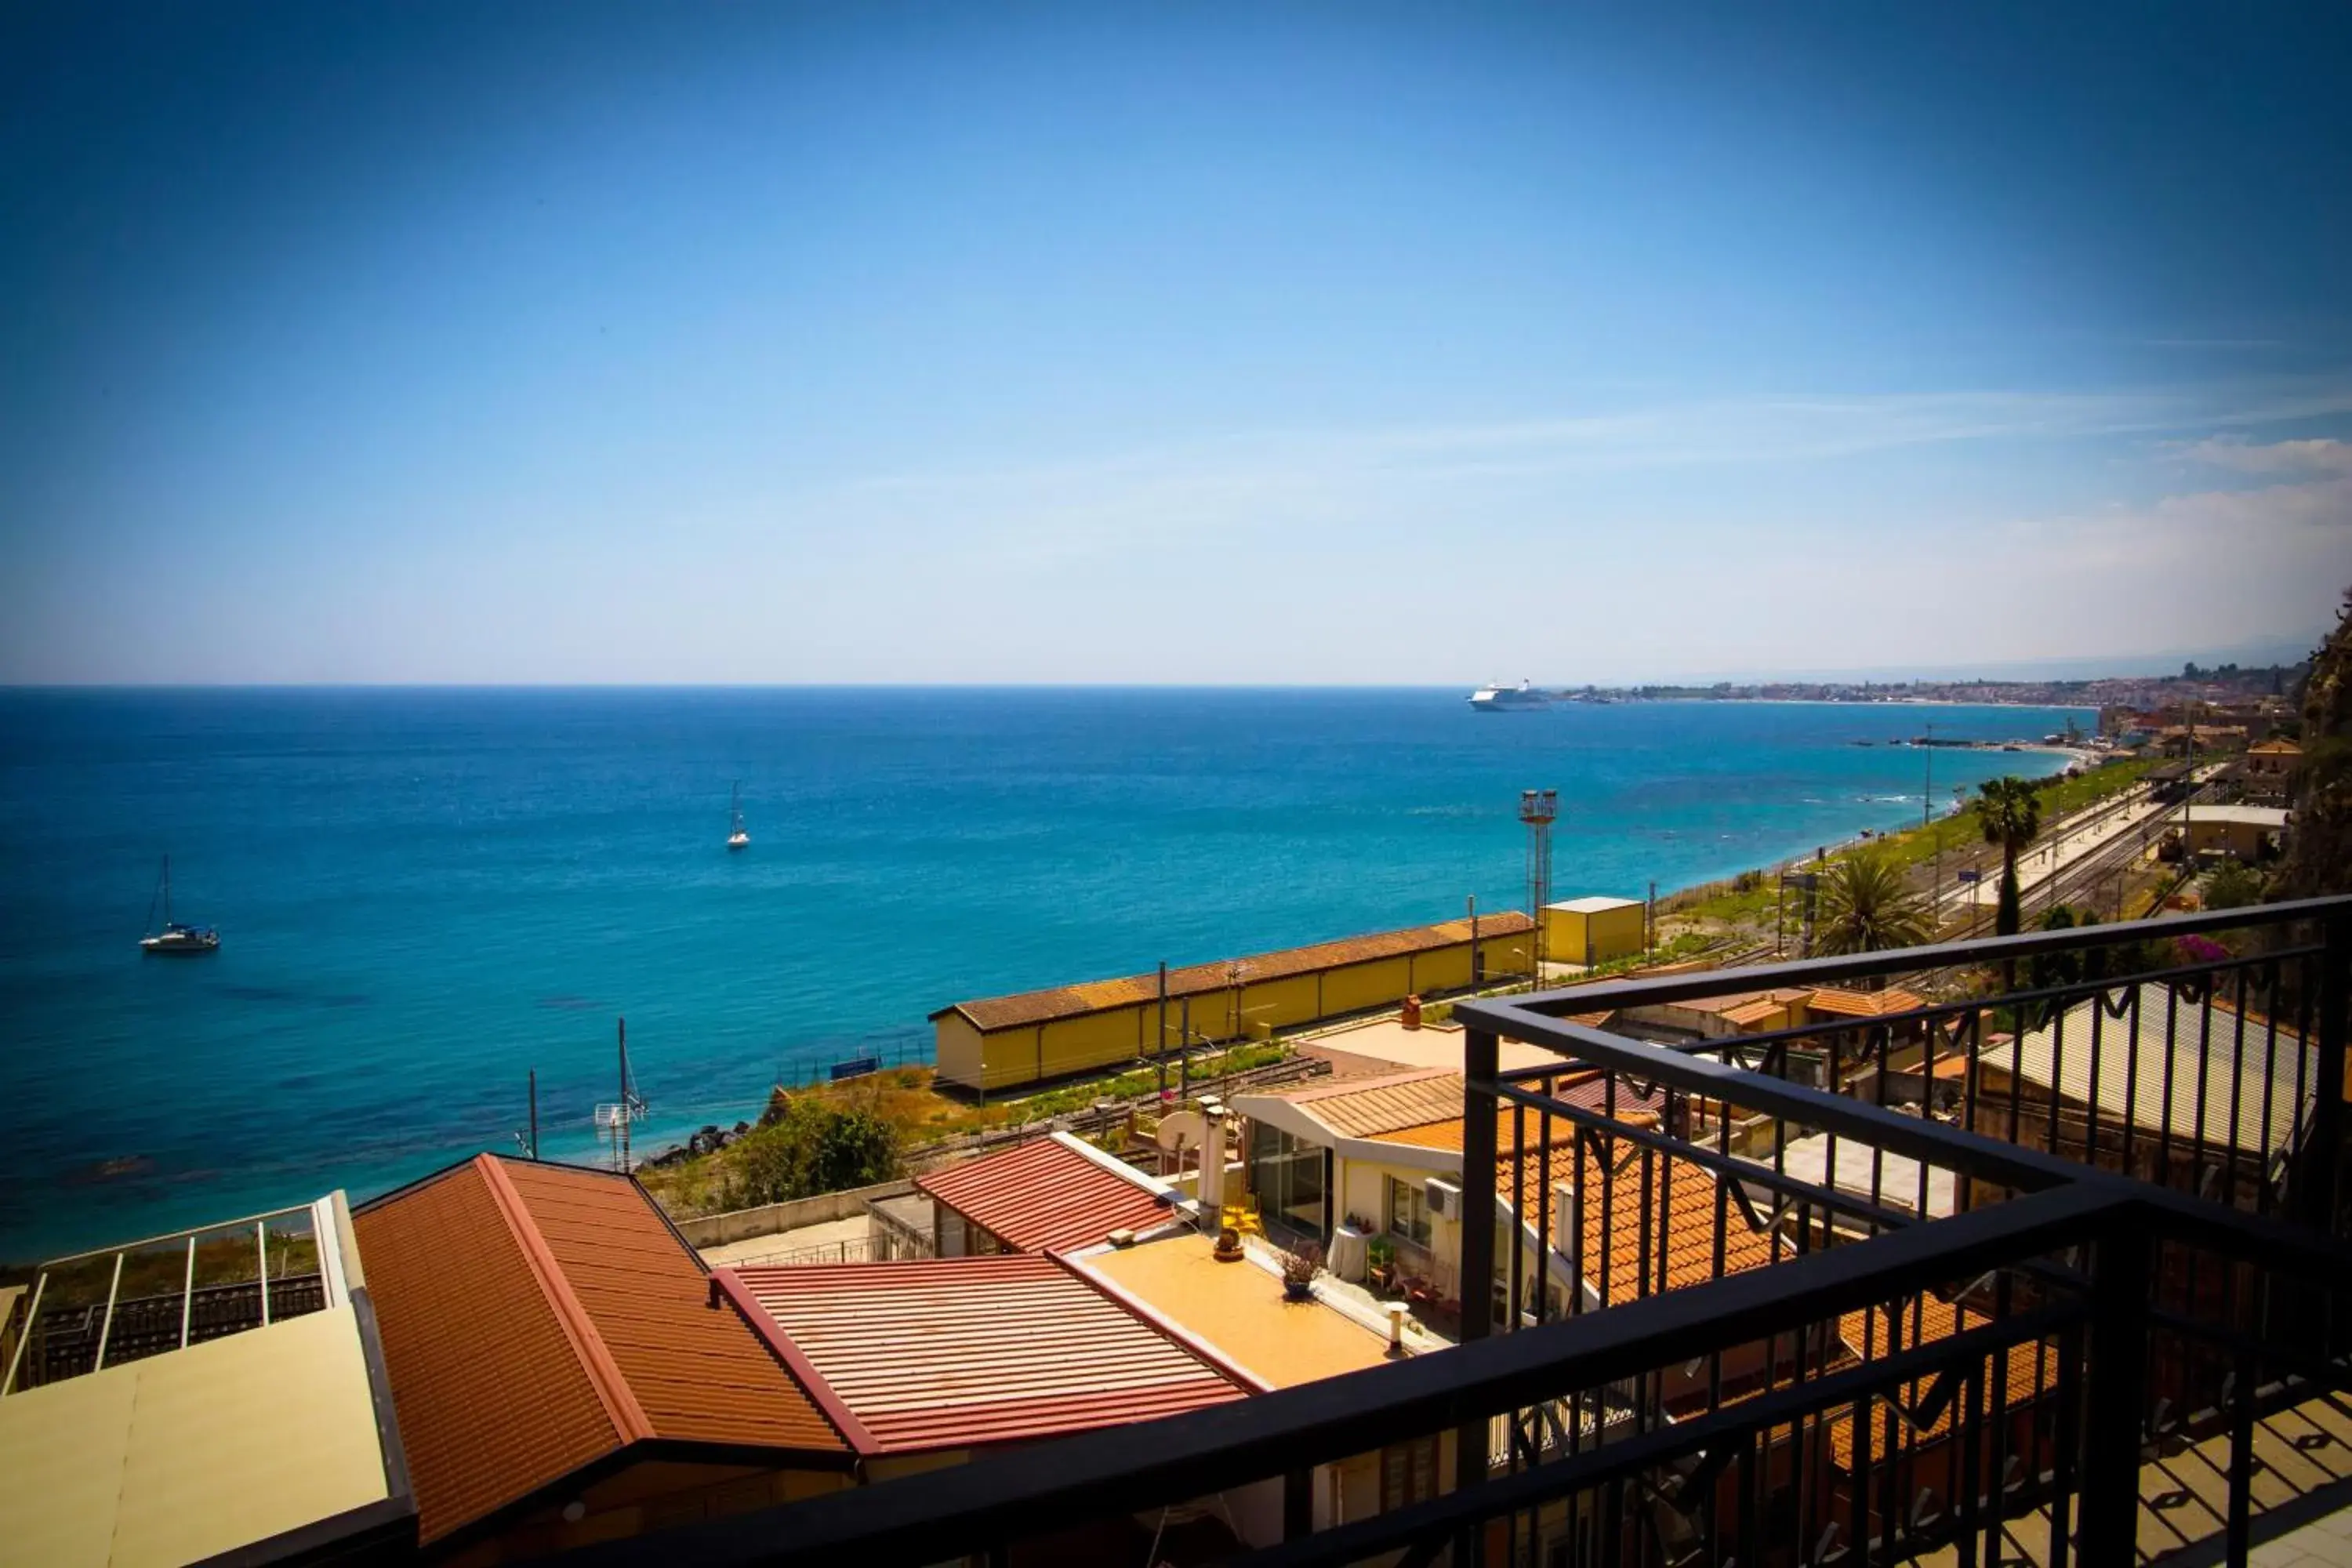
[917,1135,1178,1254]
[935,912,1536,1033]
[354,1157,618,1544]
[1759,1134,1956,1219]
[1978,983,2314,1155]
[1264,1068,1466,1138]
[501,1160,841,1454]
[724,1254,1245,1455]
[355,1156,845,1544]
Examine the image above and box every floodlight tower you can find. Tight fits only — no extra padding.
[1520,789,1557,979]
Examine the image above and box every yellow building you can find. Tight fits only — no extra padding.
[2183,804,2290,863]
[0,1193,417,1568]
[1541,895,1646,967]
[930,912,1536,1094]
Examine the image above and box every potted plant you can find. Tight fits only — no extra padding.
[1279,1243,1322,1301]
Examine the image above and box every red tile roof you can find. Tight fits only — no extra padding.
[722,1254,1247,1455]
[917,1134,1177,1254]
[933,912,1537,1033]
[355,1156,847,1544]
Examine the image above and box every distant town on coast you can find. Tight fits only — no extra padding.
[1499,657,2308,713]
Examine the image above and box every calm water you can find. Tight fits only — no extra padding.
[0,688,2082,1258]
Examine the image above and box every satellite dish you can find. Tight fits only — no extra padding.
[1156,1109,1207,1152]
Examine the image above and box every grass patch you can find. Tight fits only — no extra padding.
[641,1045,1294,1219]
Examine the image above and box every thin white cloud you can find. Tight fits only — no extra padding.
[2176,435,2352,475]
[851,374,2352,505]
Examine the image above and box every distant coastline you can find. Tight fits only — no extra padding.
[1488,654,2303,713]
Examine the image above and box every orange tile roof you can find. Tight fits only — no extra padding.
[1826,1294,2060,1471]
[1806,986,1929,1020]
[1370,1112,1776,1308]
[1667,988,1814,1020]
[1515,1138,1778,1308]
[355,1156,847,1544]
[934,913,1536,1033]
[917,1135,1178,1254]
[723,1254,1246,1455]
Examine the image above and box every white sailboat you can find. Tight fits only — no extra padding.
[140,855,220,954]
[727,782,750,851]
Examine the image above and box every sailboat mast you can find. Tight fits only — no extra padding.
[162,855,172,926]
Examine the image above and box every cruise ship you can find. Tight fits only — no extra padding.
[1468,679,1550,711]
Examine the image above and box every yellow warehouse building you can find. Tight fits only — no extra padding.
[1542,895,1646,967]
[930,912,1536,1094]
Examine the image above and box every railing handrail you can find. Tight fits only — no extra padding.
[1542,947,2321,1065]
[1465,1006,2103,1196]
[35,1201,321,1270]
[561,1185,2129,1568]
[1497,894,2352,1018]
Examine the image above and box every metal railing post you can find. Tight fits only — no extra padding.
[2078,1215,2151,1568]
[1456,1025,1501,1552]
[2307,908,2349,1235]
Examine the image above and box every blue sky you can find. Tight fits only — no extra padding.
[3,4,2347,684]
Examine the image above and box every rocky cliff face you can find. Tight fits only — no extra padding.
[2270,588,2352,904]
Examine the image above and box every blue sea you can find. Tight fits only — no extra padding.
[0,688,2084,1259]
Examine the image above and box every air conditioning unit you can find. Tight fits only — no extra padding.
[1425,1177,1463,1221]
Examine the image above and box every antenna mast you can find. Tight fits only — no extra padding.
[1520,789,1557,981]
[596,1016,646,1172]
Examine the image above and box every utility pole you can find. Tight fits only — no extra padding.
[1156,960,1169,1099]
[1178,998,1192,1102]
[1646,880,1657,959]
[618,1018,631,1174]
[1468,895,1480,985]
[1926,722,1940,924]
[1922,723,1934,831]
[528,1069,539,1160]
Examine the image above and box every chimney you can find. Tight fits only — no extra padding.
[1551,1181,1579,1255]
[1385,1301,1410,1357]
[1198,1098,1227,1218]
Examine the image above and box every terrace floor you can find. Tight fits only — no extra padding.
[1907,1393,2352,1568]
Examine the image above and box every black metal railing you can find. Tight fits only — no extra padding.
[568,896,2351,1568]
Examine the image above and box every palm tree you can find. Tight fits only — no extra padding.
[1976,775,2044,935]
[1814,847,1935,956]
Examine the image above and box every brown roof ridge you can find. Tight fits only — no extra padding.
[931,911,1537,1029]
[1051,1248,1274,1394]
[476,1153,653,1446]
[707,1269,881,1457]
